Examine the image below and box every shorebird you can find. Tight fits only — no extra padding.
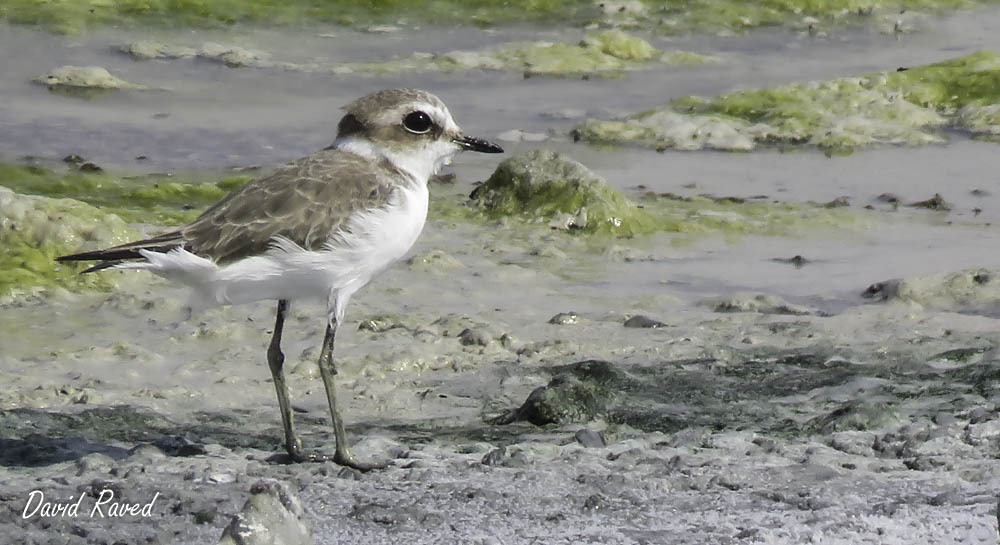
[57,88,503,470]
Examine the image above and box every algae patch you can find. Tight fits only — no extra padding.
[601,0,994,37]
[0,163,255,295]
[121,31,716,77]
[575,50,1000,153]
[0,186,136,295]
[4,0,993,36]
[1,0,597,34]
[0,163,250,226]
[468,150,864,237]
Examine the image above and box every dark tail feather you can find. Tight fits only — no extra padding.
[80,260,127,274]
[56,231,186,274]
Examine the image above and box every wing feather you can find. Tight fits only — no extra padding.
[57,149,400,270]
[183,150,397,264]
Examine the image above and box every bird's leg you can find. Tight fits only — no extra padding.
[317,320,386,471]
[266,299,310,461]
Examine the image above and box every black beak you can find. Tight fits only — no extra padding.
[453,135,504,154]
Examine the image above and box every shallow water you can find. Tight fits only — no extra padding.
[3,11,1000,312]
[4,7,1000,168]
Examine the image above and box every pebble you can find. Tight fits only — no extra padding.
[548,312,580,325]
[623,315,665,328]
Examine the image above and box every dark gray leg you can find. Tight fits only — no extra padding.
[266,299,312,461]
[317,320,386,471]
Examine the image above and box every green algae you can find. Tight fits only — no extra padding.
[0,186,136,295]
[0,163,254,295]
[5,0,996,35]
[0,163,250,226]
[1,0,593,34]
[125,31,713,77]
[575,50,1000,153]
[346,30,670,76]
[655,0,981,35]
[466,150,864,237]
[478,30,660,76]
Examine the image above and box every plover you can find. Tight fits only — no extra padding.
[57,88,503,470]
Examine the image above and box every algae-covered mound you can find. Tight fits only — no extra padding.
[468,151,863,236]
[34,66,146,90]
[470,150,658,236]
[0,186,137,295]
[862,268,1000,312]
[575,50,1000,153]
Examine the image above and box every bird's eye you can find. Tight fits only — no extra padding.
[403,111,434,134]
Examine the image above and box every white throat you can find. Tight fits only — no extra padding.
[332,136,457,184]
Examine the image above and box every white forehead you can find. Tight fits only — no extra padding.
[371,100,460,133]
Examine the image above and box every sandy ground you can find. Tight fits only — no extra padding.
[3,9,1000,545]
[3,210,1000,544]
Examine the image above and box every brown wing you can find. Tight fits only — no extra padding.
[57,149,398,271]
[181,149,396,264]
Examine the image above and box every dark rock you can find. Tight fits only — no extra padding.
[481,447,506,466]
[861,280,899,301]
[582,494,607,510]
[193,505,218,524]
[772,255,809,268]
[806,401,901,434]
[153,434,208,457]
[908,193,951,211]
[904,457,942,471]
[501,360,627,426]
[823,196,850,208]
[574,429,606,448]
[967,407,992,424]
[458,328,491,346]
[623,315,665,328]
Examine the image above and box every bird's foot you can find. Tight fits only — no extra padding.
[276,445,388,471]
[333,450,389,472]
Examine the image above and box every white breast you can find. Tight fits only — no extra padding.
[331,182,430,280]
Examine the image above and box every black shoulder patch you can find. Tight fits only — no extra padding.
[336,113,365,138]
